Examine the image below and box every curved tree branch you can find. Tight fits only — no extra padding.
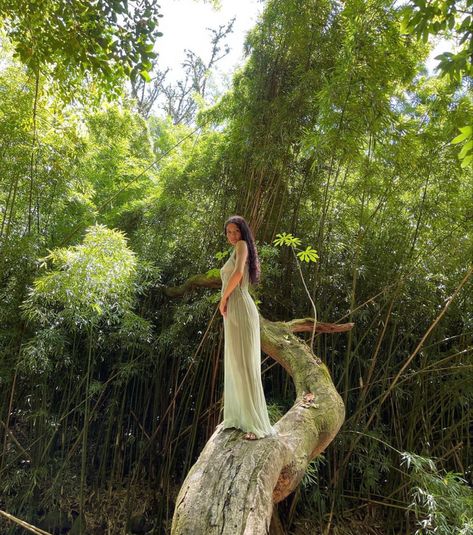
[166,272,349,534]
[163,270,222,297]
[164,273,353,333]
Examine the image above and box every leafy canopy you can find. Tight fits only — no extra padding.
[0,0,162,97]
[23,224,137,328]
[401,0,473,167]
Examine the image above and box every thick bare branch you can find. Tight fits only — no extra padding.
[284,318,354,333]
[163,270,221,297]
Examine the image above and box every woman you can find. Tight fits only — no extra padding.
[219,215,275,439]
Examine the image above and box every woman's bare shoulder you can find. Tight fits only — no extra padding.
[235,239,248,251]
[235,240,249,266]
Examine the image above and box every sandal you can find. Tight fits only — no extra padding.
[243,432,258,440]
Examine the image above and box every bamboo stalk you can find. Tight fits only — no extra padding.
[0,370,17,471]
[0,509,52,535]
[335,265,473,483]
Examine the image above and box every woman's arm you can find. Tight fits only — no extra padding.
[219,240,248,317]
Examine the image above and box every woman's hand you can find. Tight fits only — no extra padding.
[219,296,228,318]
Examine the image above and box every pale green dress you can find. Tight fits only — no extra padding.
[220,248,275,438]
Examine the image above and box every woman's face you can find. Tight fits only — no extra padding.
[226,223,242,245]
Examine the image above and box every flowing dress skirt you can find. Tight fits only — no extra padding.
[220,251,275,438]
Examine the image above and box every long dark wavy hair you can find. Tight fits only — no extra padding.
[224,215,261,285]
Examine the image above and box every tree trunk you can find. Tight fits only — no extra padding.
[169,274,348,535]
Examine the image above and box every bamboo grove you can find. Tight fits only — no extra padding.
[0,0,472,533]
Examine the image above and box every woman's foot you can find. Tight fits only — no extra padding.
[243,432,258,440]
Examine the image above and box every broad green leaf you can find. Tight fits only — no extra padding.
[296,246,319,263]
[451,126,472,144]
[215,250,229,261]
[460,154,472,168]
[139,70,151,83]
[458,140,473,159]
[273,232,302,247]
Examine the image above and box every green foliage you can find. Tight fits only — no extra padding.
[402,452,473,534]
[215,250,230,261]
[206,267,222,279]
[273,233,302,248]
[297,246,319,263]
[0,0,162,98]
[273,231,319,348]
[18,326,69,374]
[273,233,319,263]
[81,103,156,226]
[266,401,285,425]
[115,310,154,349]
[22,224,137,329]
[0,0,471,532]
[401,0,472,80]
[452,125,473,168]
[401,0,473,167]
[301,454,326,490]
